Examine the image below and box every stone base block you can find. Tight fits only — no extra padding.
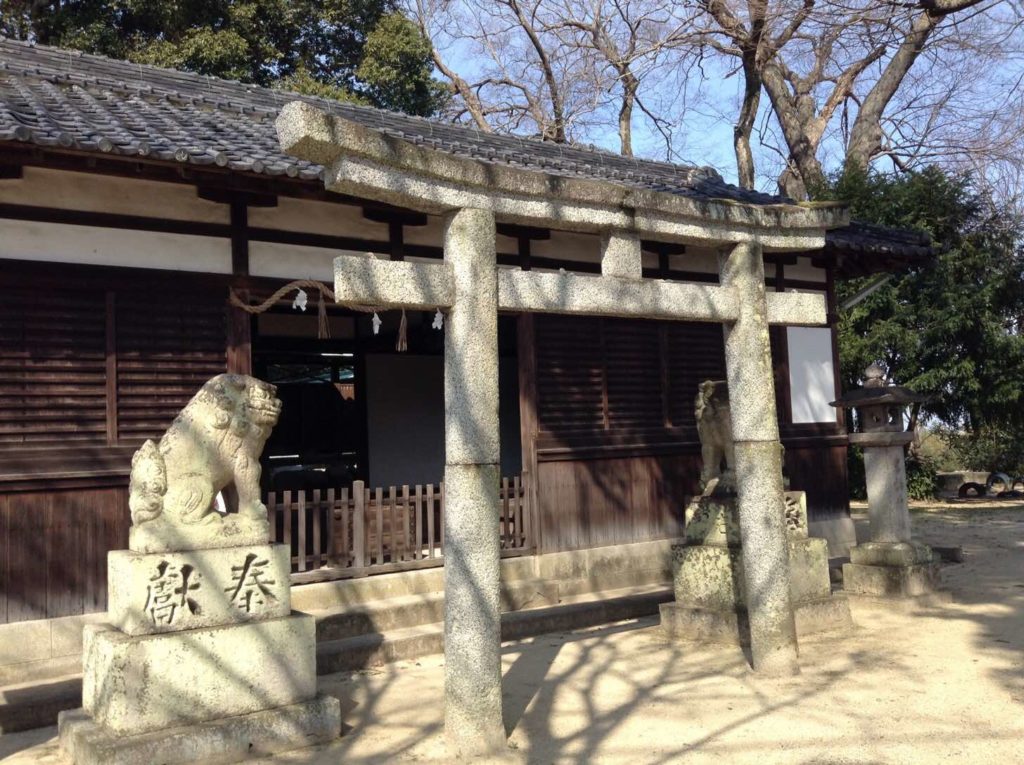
[660,595,852,646]
[842,561,942,598]
[84,614,316,735]
[659,601,748,645]
[129,515,270,555]
[849,541,934,567]
[793,595,854,636]
[672,537,832,610]
[58,694,340,765]
[108,544,291,635]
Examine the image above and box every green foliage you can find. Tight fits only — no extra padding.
[0,0,445,116]
[356,13,448,117]
[942,424,1024,475]
[820,167,1024,442]
[905,455,939,501]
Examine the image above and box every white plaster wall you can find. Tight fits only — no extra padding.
[248,241,367,281]
[0,167,229,222]
[0,219,231,273]
[788,326,838,423]
[786,256,827,283]
[248,195,389,240]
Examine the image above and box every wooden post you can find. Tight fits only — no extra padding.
[312,488,322,569]
[353,481,366,568]
[296,491,307,572]
[517,312,540,552]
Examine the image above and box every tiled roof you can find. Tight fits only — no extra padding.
[0,37,787,205]
[0,37,933,267]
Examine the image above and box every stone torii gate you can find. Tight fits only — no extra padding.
[277,101,849,756]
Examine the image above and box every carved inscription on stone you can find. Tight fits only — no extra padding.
[145,561,202,626]
[225,553,279,614]
[108,545,292,636]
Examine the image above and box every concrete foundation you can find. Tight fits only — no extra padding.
[58,695,340,765]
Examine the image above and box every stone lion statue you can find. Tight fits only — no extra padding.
[695,379,735,491]
[128,374,282,535]
[694,379,790,495]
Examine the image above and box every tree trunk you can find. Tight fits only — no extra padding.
[618,74,637,157]
[845,12,938,172]
[734,50,761,190]
[761,64,826,199]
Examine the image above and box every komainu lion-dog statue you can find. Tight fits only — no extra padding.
[128,374,282,553]
[695,379,735,492]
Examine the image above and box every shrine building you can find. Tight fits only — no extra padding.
[0,39,932,681]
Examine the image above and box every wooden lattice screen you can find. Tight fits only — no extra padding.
[0,284,227,450]
[535,315,727,437]
[0,287,109,446]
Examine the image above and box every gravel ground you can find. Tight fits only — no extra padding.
[3,502,1023,764]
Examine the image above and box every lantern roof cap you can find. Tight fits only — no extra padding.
[830,363,930,409]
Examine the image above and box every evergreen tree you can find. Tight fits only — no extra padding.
[824,167,1024,471]
[0,0,447,116]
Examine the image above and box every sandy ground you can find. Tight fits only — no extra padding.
[3,502,1022,764]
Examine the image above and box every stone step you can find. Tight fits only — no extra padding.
[314,578,560,642]
[0,675,81,735]
[316,585,673,674]
[0,584,673,733]
[310,567,672,644]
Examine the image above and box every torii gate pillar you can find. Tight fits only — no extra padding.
[441,208,506,755]
[720,241,800,675]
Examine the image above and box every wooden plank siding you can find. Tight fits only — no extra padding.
[0,265,227,624]
[529,314,848,553]
[0,485,130,624]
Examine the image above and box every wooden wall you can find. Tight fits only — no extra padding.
[527,313,849,554]
[0,261,229,624]
[0,483,129,624]
[536,451,700,553]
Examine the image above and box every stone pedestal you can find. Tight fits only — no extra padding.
[59,542,340,764]
[661,490,852,646]
[842,541,944,600]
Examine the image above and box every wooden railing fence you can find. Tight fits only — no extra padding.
[268,475,530,582]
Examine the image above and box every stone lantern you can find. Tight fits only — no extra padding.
[831,363,943,600]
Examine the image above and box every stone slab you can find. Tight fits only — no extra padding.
[764,291,827,327]
[334,254,454,310]
[83,614,317,735]
[129,515,269,554]
[842,561,942,598]
[108,544,291,636]
[58,695,340,765]
[849,541,934,567]
[659,595,852,646]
